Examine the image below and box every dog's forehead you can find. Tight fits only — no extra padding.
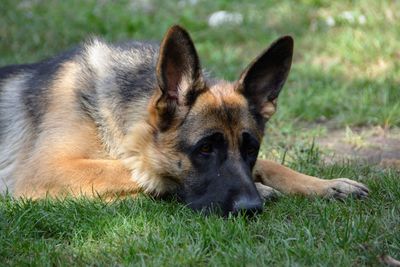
[193,81,246,110]
[182,81,259,144]
[208,81,246,106]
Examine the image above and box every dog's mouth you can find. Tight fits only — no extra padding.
[173,191,263,217]
[156,189,264,217]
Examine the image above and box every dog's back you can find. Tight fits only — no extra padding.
[0,39,159,194]
[0,55,73,193]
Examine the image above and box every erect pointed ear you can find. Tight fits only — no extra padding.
[237,36,293,124]
[155,25,205,130]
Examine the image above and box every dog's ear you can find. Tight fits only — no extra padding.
[236,36,293,124]
[155,25,205,130]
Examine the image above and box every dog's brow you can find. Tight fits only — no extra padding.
[193,129,222,144]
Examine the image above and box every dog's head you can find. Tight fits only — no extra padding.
[148,25,293,216]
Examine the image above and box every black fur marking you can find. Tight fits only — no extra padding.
[113,41,159,108]
[156,25,204,131]
[77,89,98,119]
[239,36,293,129]
[22,48,79,127]
[0,64,36,82]
[114,63,157,107]
[252,110,267,133]
[185,85,207,107]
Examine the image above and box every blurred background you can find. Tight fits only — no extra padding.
[1,0,399,167]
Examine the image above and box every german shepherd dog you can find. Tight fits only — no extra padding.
[0,25,368,216]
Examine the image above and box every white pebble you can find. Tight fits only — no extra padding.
[358,15,366,25]
[340,11,355,23]
[325,16,336,27]
[208,11,243,27]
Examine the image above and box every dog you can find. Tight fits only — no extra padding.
[0,25,368,216]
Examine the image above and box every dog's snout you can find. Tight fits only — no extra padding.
[232,196,263,216]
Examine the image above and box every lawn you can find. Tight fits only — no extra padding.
[1,0,399,266]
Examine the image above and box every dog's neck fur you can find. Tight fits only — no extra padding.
[121,120,182,196]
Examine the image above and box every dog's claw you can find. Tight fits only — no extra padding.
[326,178,369,199]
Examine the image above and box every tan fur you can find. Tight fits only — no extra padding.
[122,121,182,196]
[188,82,260,144]
[13,61,139,198]
[260,100,277,119]
[254,160,329,195]
[208,81,247,107]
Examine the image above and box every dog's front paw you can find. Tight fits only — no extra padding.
[324,178,369,199]
[255,182,281,201]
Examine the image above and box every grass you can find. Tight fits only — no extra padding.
[0,0,399,266]
[1,162,399,266]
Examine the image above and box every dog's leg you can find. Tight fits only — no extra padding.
[253,159,369,199]
[14,159,139,199]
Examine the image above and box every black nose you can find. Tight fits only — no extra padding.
[231,196,263,217]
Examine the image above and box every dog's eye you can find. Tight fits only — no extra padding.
[199,143,213,155]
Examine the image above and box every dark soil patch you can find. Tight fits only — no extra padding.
[317,126,400,168]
